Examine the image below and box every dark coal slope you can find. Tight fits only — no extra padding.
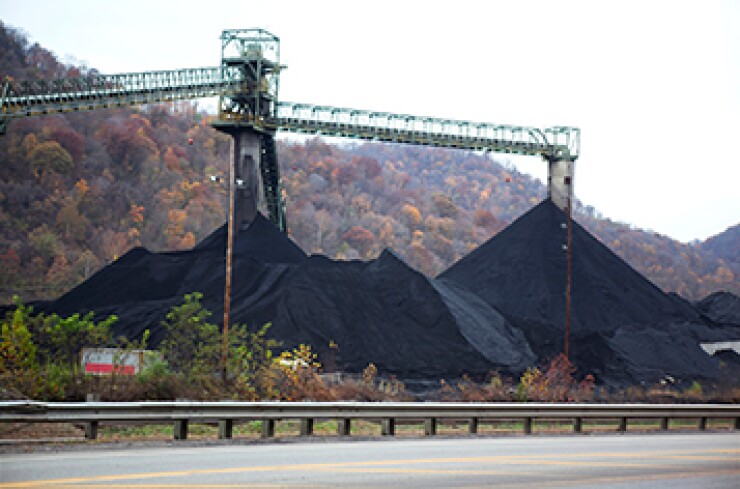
[194,214,308,263]
[440,199,700,332]
[260,250,497,377]
[36,215,512,378]
[696,291,740,326]
[439,199,724,385]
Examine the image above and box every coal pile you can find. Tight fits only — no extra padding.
[440,199,739,386]
[27,200,740,386]
[37,214,533,379]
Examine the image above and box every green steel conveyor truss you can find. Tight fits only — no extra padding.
[1,71,580,161]
[1,66,580,230]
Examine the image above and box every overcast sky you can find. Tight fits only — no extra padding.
[2,0,738,242]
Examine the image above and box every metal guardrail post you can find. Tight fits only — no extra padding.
[300,418,314,436]
[174,420,188,440]
[219,419,233,439]
[699,417,707,431]
[618,418,628,432]
[85,421,98,440]
[523,417,533,434]
[573,417,582,433]
[735,417,740,430]
[337,418,351,436]
[262,419,275,438]
[468,417,478,434]
[84,394,99,440]
[424,418,437,436]
[661,417,669,430]
[381,418,395,436]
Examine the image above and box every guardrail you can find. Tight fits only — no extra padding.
[2,401,738,441]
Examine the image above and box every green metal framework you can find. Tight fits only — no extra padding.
[271,102,579,161]
[0,29,580,231]
[218,28,281,122]
[0,74,579,161]
[0,67,246,134]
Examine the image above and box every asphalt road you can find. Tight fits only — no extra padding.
[1,432,739,488]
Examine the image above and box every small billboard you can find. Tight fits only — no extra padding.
[81,348,161,375]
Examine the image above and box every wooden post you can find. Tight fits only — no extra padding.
[565,201,572,360]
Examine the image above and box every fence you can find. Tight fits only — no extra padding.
[1,400,738,441]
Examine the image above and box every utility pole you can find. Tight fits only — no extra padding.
[565,199,572,361]
[221,141,235,382]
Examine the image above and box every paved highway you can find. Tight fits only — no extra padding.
[2,433,739,488]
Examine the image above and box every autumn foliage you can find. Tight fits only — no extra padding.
[0,21,737,304]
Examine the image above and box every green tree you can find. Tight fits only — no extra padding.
[29,141,74,178]
[159,292,220,376]
[0,297,39,396]
[40,311,118,371]
[159,292,281,398]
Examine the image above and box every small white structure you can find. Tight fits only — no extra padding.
[700,341,740,356]
[81,348,161,375]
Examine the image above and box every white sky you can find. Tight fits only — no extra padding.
[1,0,738,242]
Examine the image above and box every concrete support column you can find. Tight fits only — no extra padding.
[232,131,264,229]
[547,157,575,211]
[213,125,265,230]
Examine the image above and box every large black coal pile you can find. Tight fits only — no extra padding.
[25,200,739,386]
[440,199,739,386]
[37,214,533,379]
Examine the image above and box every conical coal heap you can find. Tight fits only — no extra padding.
[440,199,731,385]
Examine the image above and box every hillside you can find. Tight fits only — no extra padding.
[0,21,737,303]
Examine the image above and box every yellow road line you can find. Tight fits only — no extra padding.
[2,448,738,488]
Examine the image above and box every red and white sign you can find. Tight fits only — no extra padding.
[81,348,160,375]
